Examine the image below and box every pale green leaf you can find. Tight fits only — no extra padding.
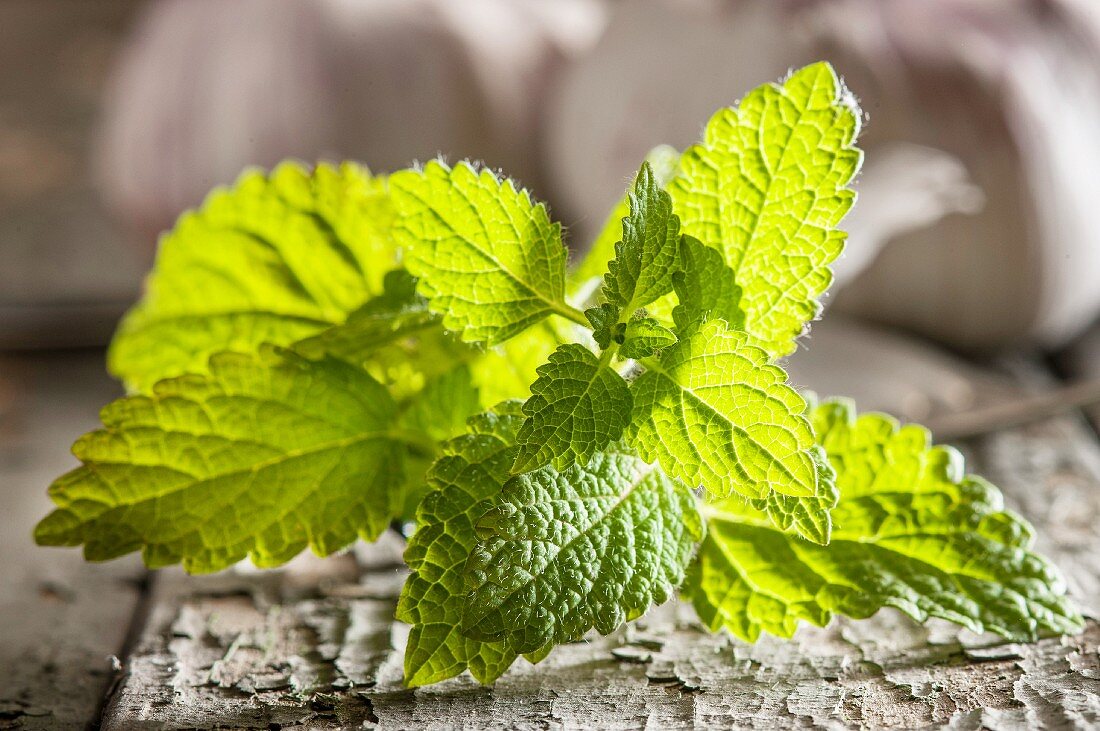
[672,236,744,334]
[513,344,632,472]
[292,270,430,366]
[110,162,395,392]
[619,318,677,359]
[470,319,569,408]
[395,365,483,520]
[685,400,1085,642]
[400,365,482,443]
[746,443,837,546]
[570,145,680,293]
[583,310,677,359]
[603,162,681,315]
[292,269,468,399]
[628,319,834,542]
[391,160,573,345]
[296,268,562,409]
[523,642,555,666]
[397,404,525,687]
[35,349,408,573]
[668,62,862,357]
[462,445,703,653]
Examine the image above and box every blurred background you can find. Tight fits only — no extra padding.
[3,0,1100,358]
[5,0,1100,465]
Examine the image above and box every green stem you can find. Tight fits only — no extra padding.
[552,302,592,329]
[599,341,619,368]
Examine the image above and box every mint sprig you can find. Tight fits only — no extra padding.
[37,63,1083,689]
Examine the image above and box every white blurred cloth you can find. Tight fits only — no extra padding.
[96,0,1100,350]
[545,0,1100,349]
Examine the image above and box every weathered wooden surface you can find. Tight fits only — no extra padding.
[0,352,146,730]
[5,320,1100,729]
[95,321,1100,730]
[100,558,1100,729]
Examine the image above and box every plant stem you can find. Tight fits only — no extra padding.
[553,302,592,329]
[599,341,619,368]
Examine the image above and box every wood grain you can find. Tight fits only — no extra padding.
[0,353,145,730]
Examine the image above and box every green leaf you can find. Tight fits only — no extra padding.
[570,145,681,293]
[395,365,483,520]
[399,365,482,443]
[391,160,574,345]
[685,400,1085,643]
[628,319,834,542]
[584,303,619,349]
[602,162,681,315]
[672,236,744,334]
[110,162,396,392]
[296,266,563,410]
[523,642,555,666]
[292,269,465,398]
[462,445,703,654]
[397,404,525,687]
[748,445,837,546]
[668,62,862,357]
[35,349,409,573]
[513,344,632,472]
[619,317,677,359]
[470,319,569,408]
[292,269,429,365]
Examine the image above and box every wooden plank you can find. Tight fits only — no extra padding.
[101,551,396,729]
[93,321,1100,728]
[0,352,147,730]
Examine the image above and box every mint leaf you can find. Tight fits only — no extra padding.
[391,160,575,345]
[399,365,481,443]
[110,162,395,392]
[291,269,464,398]
[523,642,554,666]
[397,404,524,687]
[462,445,703,654]
[570,145,681,292]
[471,321,567,408]
[603,162,681,315]
[584,303,619,350]
[628,319,834,542]
[748,445,838,546]
[394,365,485,519]
[292,270,429,366]
[668,62,862,357]
[513,344,632,472]
[296,268,559,410]
[35,349,409,573]
[685,400,1084,642]
[619,317,677,359]
[672,236,744,333]
[583,311,677,358]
